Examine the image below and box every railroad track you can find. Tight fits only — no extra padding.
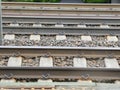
[0,46,120,89]
[2,17,120,47]
[0,2,120,90]
[0,46,120,79]
[2,2,120,17]
[2,22,120,47]
[2,22,120,35]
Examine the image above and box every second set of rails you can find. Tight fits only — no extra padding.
[2,2,120,17]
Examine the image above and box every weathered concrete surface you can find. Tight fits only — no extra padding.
[81,36,92,41]
[73,58,87,67]
[8,57,22,67]
[96,83,120,90]
[30,35,40,41]
[10,23,19,27]
[55,24,64,27]
[107,36,118,42]
[100,24,109,28]
[56,35,66,40]
[77,80,92,83]
[38,79,53,82]
[104,58,119,68]
[33,24,42,27]
[39,57,53,67]
[77,24,86,28]
[115,81,120,84]
[4,34,15,40]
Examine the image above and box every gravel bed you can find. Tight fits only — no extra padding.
[22,56,39,67]
[3,40,15,46]
[40,35,56,46]
[0,56,9,66]
[15,34,30,46]
[3,35,120,47]
[53,56,73,67]
[87,58,105,68]
[91,36,118,47]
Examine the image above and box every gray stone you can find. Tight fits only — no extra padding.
[104,58,119,68]
[7,57,22,67]
[39,57,53,67]
[73,58,87,67]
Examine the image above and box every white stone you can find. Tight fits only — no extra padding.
[1,79,16,83]
[33,23,41,27]
[115,81,120,84]
[38,79,53,82]
[104,58,119,68]
[56,35,66,40]
[100,24,109,28]
[4,34,15,40]
[7,57,22,67]
[73,58,87,67]
[30,35,40,41]
[77,80,92,83]
[77,24,86,28]
[107,36,118,42]
[81,36,92,41]
[55,24,64,27]
[10,23,19,27]
[39,57,53,67]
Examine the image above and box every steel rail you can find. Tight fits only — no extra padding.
[2,14,120,17]
[0,67,120,80]
[2,7,120,12]
[2,9,120,16]
[0,46,120,58]
[2,3,120,17]
[2,2,120,8]
[3,26,120,35]
[2,16,120,24]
